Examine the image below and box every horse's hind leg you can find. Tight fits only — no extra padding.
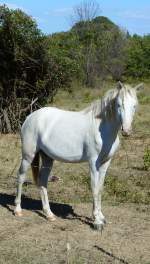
[14,158,31,216]
[39,152,56,221]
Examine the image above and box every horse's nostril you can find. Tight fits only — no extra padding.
[122,129,132,137]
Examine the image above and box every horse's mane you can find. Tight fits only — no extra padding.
[82,88,118,119]
[82,85,136,119]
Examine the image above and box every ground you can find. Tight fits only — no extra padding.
[0,83,150,264]
[0,195,149,264]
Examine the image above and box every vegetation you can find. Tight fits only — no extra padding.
[125,34,150,78]
[0,3,150,133]
[0,5,75,132]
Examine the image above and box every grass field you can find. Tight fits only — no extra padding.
[0,81,150,263]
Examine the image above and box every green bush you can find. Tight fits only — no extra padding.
[0,5,75,133]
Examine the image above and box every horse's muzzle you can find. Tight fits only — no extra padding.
[121,127,132,137]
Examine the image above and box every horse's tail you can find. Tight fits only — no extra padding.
[31,152,40,186]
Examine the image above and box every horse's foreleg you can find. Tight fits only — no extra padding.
[14,159,30,216]
[39,154,56,221]
[90,159,111,230]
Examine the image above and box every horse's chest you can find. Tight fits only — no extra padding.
[94,129,119,161]
[101,136,119,161]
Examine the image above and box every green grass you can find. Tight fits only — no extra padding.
[143,148,150,171]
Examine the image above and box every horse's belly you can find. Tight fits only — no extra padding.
[41,146,87,163]
[40,138,87,163]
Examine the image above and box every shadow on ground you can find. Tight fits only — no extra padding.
[0,192,93,227]
[94,246,129,264]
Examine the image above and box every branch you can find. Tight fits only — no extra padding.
[19,97,39,115]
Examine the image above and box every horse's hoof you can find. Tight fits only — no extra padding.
[47,214,56,221]
[93,222,104,232]
[14,211,23,217]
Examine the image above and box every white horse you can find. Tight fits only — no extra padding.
[14,81,143,230]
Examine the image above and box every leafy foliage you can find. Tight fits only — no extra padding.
[0,5,74,132]
[46,32,82,86]
[71,16,128,85]
[125,34,150,78]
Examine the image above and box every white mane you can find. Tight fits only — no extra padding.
[82,85,137,119]
[82,88,118,119]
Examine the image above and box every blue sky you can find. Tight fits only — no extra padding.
[0,0,150,35]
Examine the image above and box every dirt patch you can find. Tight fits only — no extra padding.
[0,193,149,264]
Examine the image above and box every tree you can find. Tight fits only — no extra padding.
[70,1,101,86]
[46,32,82,86]
[72,0,100,23]
[125,34,150,78]
[0,5,74,133]
[95,26,128,80]
[0,5,47,132]
[71,15,128,86]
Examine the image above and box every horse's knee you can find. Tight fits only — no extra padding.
[19,158,31,172]
[17,158,31,183]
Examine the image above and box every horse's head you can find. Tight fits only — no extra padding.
[115,81,143,137]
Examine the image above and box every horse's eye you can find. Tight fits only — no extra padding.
[117,103,121,108]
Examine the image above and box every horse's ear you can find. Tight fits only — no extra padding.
[135,83,144,92]
[117,81,123,90]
